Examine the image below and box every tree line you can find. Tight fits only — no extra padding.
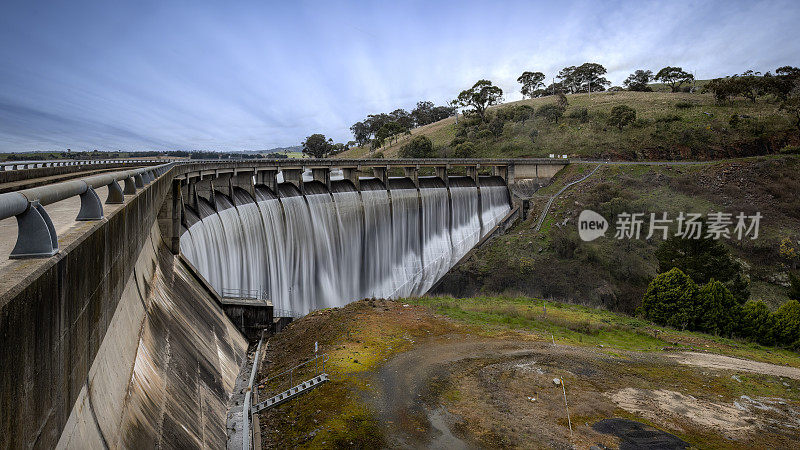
[349,101,456,150]
[640,233,800,349]
[304,61,799,158]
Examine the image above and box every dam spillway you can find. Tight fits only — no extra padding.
[179,176,511,313]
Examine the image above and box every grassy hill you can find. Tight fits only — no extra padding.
[434,155,800,313]
[337,89,798,160]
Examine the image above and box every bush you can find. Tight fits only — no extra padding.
[567,108,589,123]
[452,142,476,158]
[372,151,384,159]
[739,300,775,345]
[556,91,568,109]
[488,116,505,137]
[476,129,494,140]
[695,280,739,336]
[773,300,800,346]
[450,136,467,147]
[512,105,536,124]
[537,104,564,123]
[675,101,694,109]
[655,114,681,123]
[399,135,435,158]
[779,145,800,155]
[790,273,800,300]
[655,235,746,299]
[639,268,698,330]
[608,105,636,129]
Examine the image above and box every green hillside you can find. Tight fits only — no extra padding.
[434,155,800,314]
[338,89,798,160]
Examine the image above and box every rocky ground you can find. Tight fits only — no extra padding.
[255,298,800,449]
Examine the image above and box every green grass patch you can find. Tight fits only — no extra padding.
[410,295,800,369]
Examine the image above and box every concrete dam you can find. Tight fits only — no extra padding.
[0,158,567,448]
[180,176,511,314]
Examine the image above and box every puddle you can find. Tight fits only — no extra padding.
[427,406,469,449]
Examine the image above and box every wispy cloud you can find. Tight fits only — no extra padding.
[0,0,797,152]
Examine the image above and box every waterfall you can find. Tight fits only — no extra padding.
[181,176,511,313]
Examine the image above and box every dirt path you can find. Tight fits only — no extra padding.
[372,337,800,448]
[665,352,800,380]
[372,336,542,448]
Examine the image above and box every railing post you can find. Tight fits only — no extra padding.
[123,176,137,194]
[106,179,125,204]
[76,186,103,221]
[9,201,58,259]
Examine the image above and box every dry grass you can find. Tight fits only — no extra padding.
[337,90,796,160]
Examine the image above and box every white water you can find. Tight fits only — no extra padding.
[180,179,510,313]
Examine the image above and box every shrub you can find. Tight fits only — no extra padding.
[655,235,746,296]
[639,268,698,330]
[550,228,579,258]
[655,114,681,123]
[452,142,476,158]
[675,101,694,109]
[476,129,494,140]
[512,105,536,124]
[373,151,384,159]
[568,108,589,123]
[488,116,505,137]
[537,104,564,123]
[695,280,739,336]
[556,91,569,109]
[450,136,467,147]
[773,300,800,347]
[779,145,800,155]
[528,129,539,143]
[739,300,775,345]
[608,105,636,130]
[399,135,435,158]
[729,114,740,128]
[790,273,800,300]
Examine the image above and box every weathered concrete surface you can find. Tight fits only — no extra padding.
[0,165,246,449]
[56,225,247,448]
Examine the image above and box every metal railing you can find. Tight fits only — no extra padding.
[273,308,303,318]
[256,352,328,401]
[0,162,174,258]
[221,288,269,300]
[0,158,174,171]
[242,335,265,450]
[535,164,601,231]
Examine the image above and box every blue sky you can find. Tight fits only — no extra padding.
[1,0,798,152]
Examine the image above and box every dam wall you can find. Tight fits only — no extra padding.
[179,176,512,314]
[56,225,247,448]
[0,166,247,448]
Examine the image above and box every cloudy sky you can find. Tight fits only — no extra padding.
[1,0,798,152]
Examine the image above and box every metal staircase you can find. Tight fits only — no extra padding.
[251,353,329,414]
[252,373,329,413]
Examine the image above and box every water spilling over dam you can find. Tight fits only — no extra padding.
[179,176,511,313]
